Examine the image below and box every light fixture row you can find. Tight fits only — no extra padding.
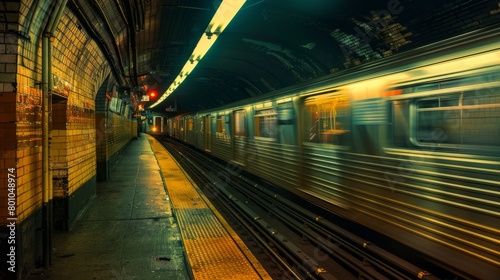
[149,0,246,109]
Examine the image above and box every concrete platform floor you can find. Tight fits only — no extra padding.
[31,135,191,279]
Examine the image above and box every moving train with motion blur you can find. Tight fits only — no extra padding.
[165,26,500,279]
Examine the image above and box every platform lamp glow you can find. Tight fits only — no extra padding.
[149,0,246,109]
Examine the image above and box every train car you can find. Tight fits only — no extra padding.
[145,114,171,137]
[168,26,500,279]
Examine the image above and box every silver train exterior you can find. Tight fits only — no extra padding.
[166,27,500,279]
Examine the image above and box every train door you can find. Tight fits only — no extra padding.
[277,100,297,145]
[204,115,212,151]
[154,116,162,133]
[179,118,183,140]
[183,118,188,141]
[196,115,203,148]
[178,118,184,141]
[349,81,390,155]
[174,118,180,138]
[167,118,173,137]
[232,109,247,164]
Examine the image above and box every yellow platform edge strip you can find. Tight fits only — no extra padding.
[146,135,272,280]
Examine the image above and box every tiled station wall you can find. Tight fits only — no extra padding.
[0,9,47,277]
[106,113,136,157]
[1,2,123,279]
[95,111,136,178]
[50,9,109,205]
[0,1,44,277]
[95,83,137,181]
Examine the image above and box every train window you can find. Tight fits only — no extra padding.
[187,119,194,131]
[416,87,500,147]
[254,109,277,138]
[216,115,231,141]
[234,110,246,137]
[303,92,350,145]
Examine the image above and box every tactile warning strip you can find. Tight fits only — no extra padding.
[177,208,227,239]
[147,135,271,280]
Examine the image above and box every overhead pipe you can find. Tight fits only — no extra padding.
[42,0,67,268]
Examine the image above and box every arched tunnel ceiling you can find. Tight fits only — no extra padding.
[70,0,500,114]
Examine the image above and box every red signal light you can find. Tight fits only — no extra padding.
[148,90,157,99]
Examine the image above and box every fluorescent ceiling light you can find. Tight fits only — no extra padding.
[149,0,246,109]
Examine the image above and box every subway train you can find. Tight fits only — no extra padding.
[166,26,500,279]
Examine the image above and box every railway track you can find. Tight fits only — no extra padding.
[160,137,442,280]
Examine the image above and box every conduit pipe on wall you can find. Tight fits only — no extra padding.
[42,0,68,268]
